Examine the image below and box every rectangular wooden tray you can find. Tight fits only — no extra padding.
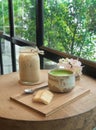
[10,86,90,116]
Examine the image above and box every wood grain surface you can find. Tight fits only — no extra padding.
[10,85,90,116]
[0,70,96,130]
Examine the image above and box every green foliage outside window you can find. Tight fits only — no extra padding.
[0,0,96,61]
[44,0,96,61]
[0,0,9,34]
[13,0,36,42]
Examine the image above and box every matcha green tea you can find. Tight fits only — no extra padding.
[48,69,75,93]
[49,69,73,76]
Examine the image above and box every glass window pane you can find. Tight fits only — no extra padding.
[13,0,36,43]
[44,0,96,62]
[15,45,20,71]
[44,58,57,69]
[1,40,12,74]
[0,0,9,34]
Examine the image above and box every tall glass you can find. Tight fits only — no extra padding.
[19,49,40,85]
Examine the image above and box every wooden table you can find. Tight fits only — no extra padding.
[0,70,96,130]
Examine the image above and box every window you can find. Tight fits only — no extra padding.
[0,0,9,34]
[0,0,96,77]
[1,40,12,74]
[44,0,96,62]
[13,0,36,42]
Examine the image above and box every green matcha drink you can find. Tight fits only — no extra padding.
[48,69,75,93]
[49,69,73,76]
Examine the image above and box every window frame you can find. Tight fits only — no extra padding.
[38,0,96,78]
[0,0,96,78]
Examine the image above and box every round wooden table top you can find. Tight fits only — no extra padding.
[0,70,96,130]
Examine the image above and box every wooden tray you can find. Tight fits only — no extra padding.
[10,86,90,116]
